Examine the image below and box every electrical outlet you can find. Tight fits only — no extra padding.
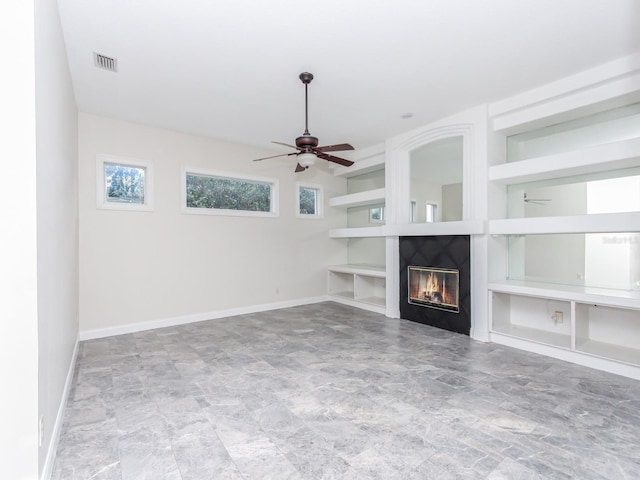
[554,311,564,324]
[39,415,44,446]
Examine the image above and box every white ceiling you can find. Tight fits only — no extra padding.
[57,0,640,156]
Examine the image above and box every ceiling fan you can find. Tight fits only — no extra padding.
[253,72,355,173]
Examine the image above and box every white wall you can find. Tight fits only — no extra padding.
[78,113,347,334]
[34,0,79,476]
[0,1,39,478]
[441,183,463,221]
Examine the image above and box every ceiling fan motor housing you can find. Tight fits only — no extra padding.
[295,134,319,149]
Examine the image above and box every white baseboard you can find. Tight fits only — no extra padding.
[79,295,331,341]
[41,336,79,480]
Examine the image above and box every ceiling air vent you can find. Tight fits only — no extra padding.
[93,52,117,72]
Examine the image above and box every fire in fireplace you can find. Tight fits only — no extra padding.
[408,266,460,313]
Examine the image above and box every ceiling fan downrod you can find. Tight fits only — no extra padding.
[299,72,314,136]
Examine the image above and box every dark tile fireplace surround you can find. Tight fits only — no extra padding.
[399,235,471,335]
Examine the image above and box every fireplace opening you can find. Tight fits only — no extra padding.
[408,266,460,313]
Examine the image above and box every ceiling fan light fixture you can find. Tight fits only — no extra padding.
[298,152,316,167]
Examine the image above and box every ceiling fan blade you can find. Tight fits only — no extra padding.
[272,141,300,150]
[316,152,354,167]
[252,152,297,162]
[295,163,306,173]
[315,143,354,153]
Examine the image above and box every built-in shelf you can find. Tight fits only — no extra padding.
[489,137,640,185]
[492,323,571,349]
[329,226,385,238]
[489,212,640,236]
[488,280,640,309]
[330,221,486,238]
[328,264,386,314]
[489,286,640,379]
[577,339,640,366]
[327,264,385,277]
[329,188,386,208]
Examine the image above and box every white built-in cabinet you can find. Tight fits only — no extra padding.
[327,264,386,314]
[325,54,640,379]
[488,86,640,379]
[327,149,387,313]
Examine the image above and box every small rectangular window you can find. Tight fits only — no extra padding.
[105,163,145,204]
[369,206,385,223]
[96,155,153,211]
[410,200,417,223]
[297,183,323,218]
[426,202,438,222]
[183,169,278,217]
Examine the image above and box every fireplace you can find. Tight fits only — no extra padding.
[408,266,460,313]
[400,236,470,335]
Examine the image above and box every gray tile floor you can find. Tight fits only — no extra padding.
[52,302,640,479]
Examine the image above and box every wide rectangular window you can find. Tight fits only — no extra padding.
[183,169,278,217]
[96,155,153,211]
[296,183,323,218]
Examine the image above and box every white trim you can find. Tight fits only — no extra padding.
[181,167,279,218]
[96,154,154,212]
[79,296,329,340]
[296,181,324,219]
[386,236,400,318]
[41,337,79,480]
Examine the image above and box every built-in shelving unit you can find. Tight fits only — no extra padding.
[328,264,386,314]
[323,54,640,379]
[328,145,387,311]
[489,282,640,378]
[488,75,640,378]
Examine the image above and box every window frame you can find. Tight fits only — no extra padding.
[96,154,154,212]
[181,167,279,218]
[296,182,323,219]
